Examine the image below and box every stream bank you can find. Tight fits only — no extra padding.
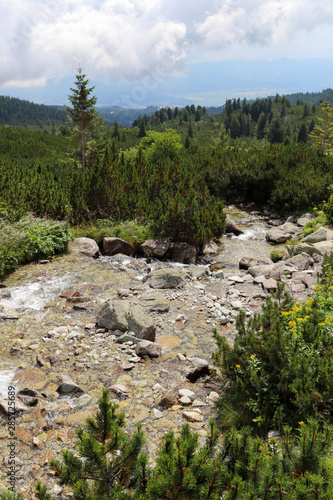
[0,207,323,498]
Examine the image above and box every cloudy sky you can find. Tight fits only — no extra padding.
[2,0,333,106]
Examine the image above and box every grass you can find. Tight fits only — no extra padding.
[70,219,154,250]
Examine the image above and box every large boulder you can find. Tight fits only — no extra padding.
[139,238,171,259]
[266,223,300,244]
[239,257,260,269]
[96,300,156,341]
[297,213,316,227]
[286,254,311,271]
[167,242,197,264]
[301,227,328,244]
[313,241,333,256]
[143,268,188,289]
[103,237,133,256]
[290,243,320,257]
[247,264,277,279]
[135,340,162,358]
[225,216,243,236]
[68,237,100,258]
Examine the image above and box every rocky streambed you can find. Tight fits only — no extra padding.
[0,206,328,498]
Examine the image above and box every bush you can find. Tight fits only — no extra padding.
[213,277,333,434]
[0,215,71,278]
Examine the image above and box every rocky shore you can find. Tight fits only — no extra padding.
[0,207,329,498]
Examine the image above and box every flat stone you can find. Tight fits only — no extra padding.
[182,411,204,422]
[248,264,276,279]
[138,291,169,313]
[143,268,188,289]
[151,408,163,419]
[313,241,333,256]
[228,276,244,283]
[239,257,260,269]
[262,278,278,291]
[301,227,327,244]
[57,376,84,396]
[179,396,192,406]
[179,389,196,400]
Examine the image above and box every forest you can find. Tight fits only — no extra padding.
[2,83,333,498]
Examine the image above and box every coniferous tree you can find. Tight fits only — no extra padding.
[138,119,147,138]
[66,66,103,173]
[112,120,121,141]
[35,389,147,499]
[309,97,333,155]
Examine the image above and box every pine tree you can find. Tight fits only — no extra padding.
[66,66,104,173]
[138,119,147,138]
[35,388,147,499]
[112,120,121,141]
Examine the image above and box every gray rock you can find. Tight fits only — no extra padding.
[0,397,28,415]
[239,257,260,269]
[247,264,276,279]
[116,333,141,344]
[187,265,208,279]
[96,300,156,342]
[138,291,169,313]
[179,389,196,400]
[301,227,327,244]
[103,237,133,256]
[135,340,162,358]
[57,376,84,396]
[291,243,320,257]
[68,237,100,258]
[139,238,171,258]
[179,396,192,406]
[286,254,310,271]
[143,268,188,289]
[209,262,225,272]
[225,216,244,235]
[313,241,333,256]
[297,214,316,227]
[262,278,278,291]
[168,242,197,264]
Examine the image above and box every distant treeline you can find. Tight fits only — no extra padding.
[0,95,67,129]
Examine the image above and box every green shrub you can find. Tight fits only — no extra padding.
[0,215,71,278]
[213,277,333,434]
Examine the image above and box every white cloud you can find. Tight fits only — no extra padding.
[1,0,333,88]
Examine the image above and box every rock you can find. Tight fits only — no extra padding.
[209,262,225,272]
[108,384,132,399]
[202,240,219,255]
[326,229,333,240]
[228,275,244,283]
[157,389,179,408]
[291,243,320,257]
[297,213,316,227]
[262,278,278,291]
[313,241,333,256]
[182,411,204,422]
[239,257,260,269]
[151,408,163,419]
[0,289,11,298]
[168,242,197,264]
[188,265,208,279]
[103,237,134,256]
[0,396,28,415]
[207,391,219,402]
[56,376,84,396]
[116,333,141,344]
[291,283,306,293]
[68,237,100,258]
[13,365,49,391]
[179,396,192,406]
[301,227,327,244]
[225,217,244,235]
[135,340,162,358]
[17,394,38,407]
[96,300,156,342]
[143,268,188,289]
[138,291,169,313]
[247,264,276,279]
[139,238,171,258]
[286,254,310,271]
[186,358,211,382]
[179,389,196,400]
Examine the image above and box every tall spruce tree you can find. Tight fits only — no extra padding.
[309,97,333,155]
[66,66,103,173]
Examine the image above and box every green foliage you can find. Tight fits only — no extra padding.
[0,215,71,278]
[146,419,222,500]
[309,98,333,155]
[66,67,104,172]
[72,220,154,249]
[213,280,333,433]
[323,194,333,224]
[35,389,147,500]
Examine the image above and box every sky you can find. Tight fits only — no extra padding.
[2,0,333,107]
